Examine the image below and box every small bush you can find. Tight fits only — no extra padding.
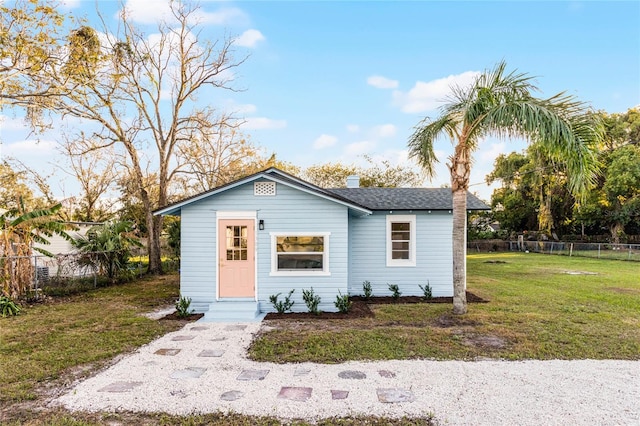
[362,280,373,300]
[419,281,433,300]
[334,290,352,313]
[175,296,194,318]
[269,289,295,313]
[0,296,21,317]
[388,283,401,301]
[302,287,321,314]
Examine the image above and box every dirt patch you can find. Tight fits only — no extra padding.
[564,270,598,275]
[264,291,488,320]
[160,312,204,321]
[607,287,640,295]
[463,334,508,349]
[484,260,508,264]
[433,313,480,328]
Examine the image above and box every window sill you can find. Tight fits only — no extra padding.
[385,262,416,267]
[269,271,331,277]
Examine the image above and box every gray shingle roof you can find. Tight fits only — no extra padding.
[328,187,489,211]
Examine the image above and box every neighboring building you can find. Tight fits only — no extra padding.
[154,168,489,321]
[32,222,102,278]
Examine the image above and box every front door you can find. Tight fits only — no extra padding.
[218,219,255,298]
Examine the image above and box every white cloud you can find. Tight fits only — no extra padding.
[367,75,399,89]
[121,0,245,25]
[235,103,258,114]
[236,29,265,48]
[344,140,376,157]
[313,134,338,150]
[346,124,360,133]
[4,139,57,156]
[392,71,480,113]
[0,115,28,131]
[371,124,397,139]
[478,140,506,163]
[241,117,287,130]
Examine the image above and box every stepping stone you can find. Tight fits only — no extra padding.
[237,369,269,381]
[220,390,244,401]
[190,326,209,331]
[143,361,158,366]
[331,390,349,400]
[170,389,188,398]
[155,348,181,356]
[170,367,207,379]
[211,337,227,342]
[225,325,247,331]
[293,367,311,377]
[338,370,366,380]
[376,388,415,403]
[378,369,396,378]
[277,386,312,402]
[98,381,142,393]
[171,335,195,341]
[198,349,225,357]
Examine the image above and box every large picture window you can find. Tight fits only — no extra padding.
[386,215,416,267]
[270,233,330,276]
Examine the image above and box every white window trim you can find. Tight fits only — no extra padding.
[269,232,331,276]
[386,215,416,267]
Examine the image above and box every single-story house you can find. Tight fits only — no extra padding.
[154,167,489,321]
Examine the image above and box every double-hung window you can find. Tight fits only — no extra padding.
[386,215,416,267]
[270,233,330,276]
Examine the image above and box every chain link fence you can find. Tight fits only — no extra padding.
[1,248,179,298]
[468,239,640,262]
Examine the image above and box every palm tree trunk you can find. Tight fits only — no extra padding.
[451,188,468,314]
[450,141,470,315]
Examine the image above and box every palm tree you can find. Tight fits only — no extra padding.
[0,202,70,298]
[408,61,602,314]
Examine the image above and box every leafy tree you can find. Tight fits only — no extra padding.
[408,61,602,314]
[0,161,42,211]
[72,221,142,281]
[0,202,70,298]
[304,156,424,188]
[0,0,68,116]
[3,1,247,274]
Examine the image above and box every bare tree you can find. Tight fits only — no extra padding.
[59,136,118,222]
[4,2,247,273]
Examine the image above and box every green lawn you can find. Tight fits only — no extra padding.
[1,274,433,425]
[2,253,638,425]
[249,253,640,363]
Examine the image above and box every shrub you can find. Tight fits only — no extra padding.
[419,281,433,300]
[388,283,401,301]
[175,296,194,318]
[0,296,21,317]
[302,287,321,314]
[334,290,352,313]
[269,289,295,313]
[362,280,373,300]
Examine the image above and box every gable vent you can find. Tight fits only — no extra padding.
[254,181,276,196]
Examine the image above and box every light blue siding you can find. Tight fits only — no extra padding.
[348,211,454,298]
[180,179,349,313]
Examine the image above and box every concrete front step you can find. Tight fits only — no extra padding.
[202,300,263,322]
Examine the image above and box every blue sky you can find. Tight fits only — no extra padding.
[1,0,639,201]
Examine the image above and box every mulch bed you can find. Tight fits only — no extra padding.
[264,291,488,320]
[160,312,204,321]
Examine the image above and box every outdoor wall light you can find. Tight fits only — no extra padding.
[259,219,265,230]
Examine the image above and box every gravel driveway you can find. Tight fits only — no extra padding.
[54,322,640,425]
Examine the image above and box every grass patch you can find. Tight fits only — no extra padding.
[4,410,433,426]
[0,274,182,404]
[250,253,640,362]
